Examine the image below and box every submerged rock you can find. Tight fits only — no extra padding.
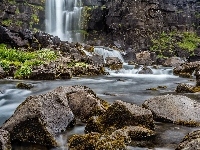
[16,82,34,90]
[176,130,200,150]
[0,129,11,150]
[137,66,153,74]
[143,95,200,126]
[1,91,75,147]
[85,100,154,133]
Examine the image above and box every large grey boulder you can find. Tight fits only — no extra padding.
[0,129,11,150]
[85,100,155,133]
[1,91,75,147]
[176,130,200,150]
[52,85,109,122]
[143,95,200,126]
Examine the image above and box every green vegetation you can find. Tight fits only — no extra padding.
[150,31,200,58]
[0,44,57,79]
[2,19,12,26]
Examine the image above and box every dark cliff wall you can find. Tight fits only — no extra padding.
[0,0,45,31]
[84,0,200,53]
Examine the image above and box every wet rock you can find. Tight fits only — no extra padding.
[143,95,200,126]
[29,63,56,80]
[137,66,153,74]
[173,61,200,78]
[52,85,109,122]
[176,130,200,150]
[1,91,75,147]
[68,132,126,150]
[68,125,154,150]
[16,82,34,90]
[0,66,5,79]
[163,57,185,67]
[195,67,200,86]
[85,100,154,133]
[105,57,123,70]
[175,83,198,93]
[0,129,11,150]
[135,51,153,66]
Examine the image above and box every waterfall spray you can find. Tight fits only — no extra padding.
[45,0,83,42]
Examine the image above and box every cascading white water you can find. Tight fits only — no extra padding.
[45,0,83,42]
[94,46,125,63]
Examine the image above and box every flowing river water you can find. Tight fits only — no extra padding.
[0,65,200,150]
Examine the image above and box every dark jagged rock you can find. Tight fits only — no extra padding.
[85,100,154,133]
[135,51,154,66]
[176,130,200,150]
[16,82,34,90]
[173,61,200,78]
[0,129,11,150]
[137,66,153,74]
[52,85,109,122]
[143,95,200,126]
[0,66,5,79]
[68,126,155,150]
[1,91,75,147]
[105,57,123,70]
[163,57,185,67]
[175,83,197,93]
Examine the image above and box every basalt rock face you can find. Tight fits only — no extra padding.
[85,0,200,58]
[0,0,45,31]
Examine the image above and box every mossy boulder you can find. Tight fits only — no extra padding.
[176,130,200,150]
[68,125,155,150]
[85,100,155,133]
[0,129,11,150]
[175,83,200,93]
[1,91,75,147]
[143,95,200,126]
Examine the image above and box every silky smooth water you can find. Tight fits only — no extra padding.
[45,0,82,42]
[0,69,199,149]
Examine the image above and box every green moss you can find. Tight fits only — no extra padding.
[2,19,12,26]
[150,31,200,58]
[0,44,57,79]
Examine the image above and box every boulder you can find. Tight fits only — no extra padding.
[85,100,155,133]
[176,130,200,150]
[143,95,200,126]
[16,82,34,90]
[163,57,185,67]
[135,51,153,65]
[137,66,153,74]
[105,57,123,70]
[175,83,196,93]
[52,85,109,122]
[1,91,75,147]
[68,126,155,150]
[173,61,200,78]
[0,129,11,150]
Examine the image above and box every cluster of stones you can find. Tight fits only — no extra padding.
[0,25,106,80]
[1,84,200,149]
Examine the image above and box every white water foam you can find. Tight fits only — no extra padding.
[45,0,83,42]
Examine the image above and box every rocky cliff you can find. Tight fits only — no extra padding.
[84,0,200,57]
[0,0,45,31]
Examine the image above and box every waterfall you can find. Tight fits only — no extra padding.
[45,0,83,42]
[94,46,125,63]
